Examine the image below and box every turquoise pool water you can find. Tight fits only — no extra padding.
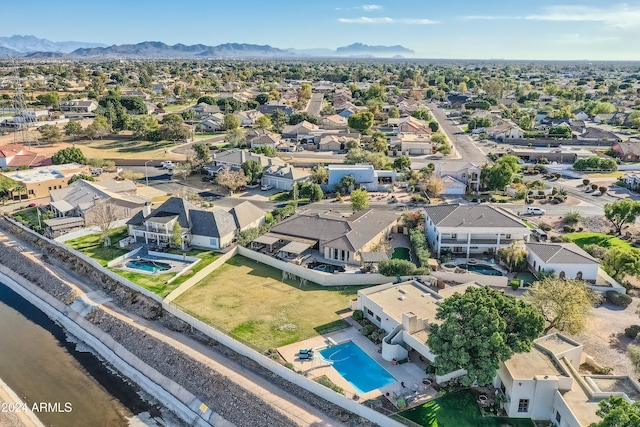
[457,263,503,276]
[319,341,396,394]
[391,247,411,261]
[126,259,172,273]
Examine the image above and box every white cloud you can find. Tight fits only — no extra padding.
[463,4,640,30]
[525,4,640,29]
[361,4,383,11]
[338,17,438,24]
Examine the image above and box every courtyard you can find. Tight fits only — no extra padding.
[173,255,365,351]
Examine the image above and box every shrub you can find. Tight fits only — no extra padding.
[562,225,576,233]
[593,366,614,375]
[564,210,582,224]
[315,375,345,395]
[625,325,640,339]
[539,222,552,231]
[591,183,599,191]
[551,235,571,243]
[411,194,427,203]
[582,179,590,186]
[352,310,364,321]
[510,280,520,290]
[361,325,376,336]
[584,244,608,260]
[378,259,418,276]
[606,290,632,307]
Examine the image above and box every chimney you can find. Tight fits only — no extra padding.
[142,202,151,217]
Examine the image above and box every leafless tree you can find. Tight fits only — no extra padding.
[92,201,119,247]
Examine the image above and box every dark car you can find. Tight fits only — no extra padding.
[27,202,37,208]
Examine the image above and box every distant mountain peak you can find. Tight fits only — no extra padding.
[336,43,415,54]
[0,34,107,53]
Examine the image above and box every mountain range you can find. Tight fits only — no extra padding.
[0,36,414,59]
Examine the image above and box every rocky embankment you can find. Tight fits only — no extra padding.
[0,219,378,427]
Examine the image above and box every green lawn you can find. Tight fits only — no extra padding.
[174,255,363,351]
[269,191,310,203]
[521,219,536,230]
[65,226,130,265]
[12,207,43,230]
[398,390,535,427]
[565,232,633,250]
[66,230,219,297]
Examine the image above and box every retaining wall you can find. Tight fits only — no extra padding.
[431,271,508,287]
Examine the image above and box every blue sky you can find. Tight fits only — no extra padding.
[5,0,640,60]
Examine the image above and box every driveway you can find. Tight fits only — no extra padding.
[428,103,486,163]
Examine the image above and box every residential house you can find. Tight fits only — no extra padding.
[395,133,432,155]
[622,173,640,190]
[327,164,396,192]
[0,144,50,169]
[191,102,221,119]
[121,90,150,100]
[434,161,482,193]
[593,113,614,124]
[126,197,237,250]
[261,163,310,191]
[198,113,225,132]
[423,204,531,257]
[507,147,578,164]
[268,209,399,265]
[245,129,281,149]
[59,100,98,113]
[486,124,524,140]
[611,141,640,161]
[439,175,467,195]
[494,333,640,426]
[576,128,621,143]
[573,110,589,121]
[541,117,573,127]
[281,120,320,141]
[205,149,284,175]
[317,134,359,151]
[235,109,263,127]
[356,280,480,369]
[229,201,266,231]
[445,94,470,108]
[1,163,90,200]
[49,179,149,226]
[321,114,348,128]
[388,116,431,135]
[256,104,293,116]
[525,242,599,282]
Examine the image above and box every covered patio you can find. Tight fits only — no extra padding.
[279,239,316,260]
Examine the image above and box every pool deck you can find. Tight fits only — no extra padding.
[277,325,430,402]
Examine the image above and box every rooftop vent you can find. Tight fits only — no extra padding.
[398,296,407,301]
[398,288,407,294]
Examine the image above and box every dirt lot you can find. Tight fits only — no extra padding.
[570,297,640,378]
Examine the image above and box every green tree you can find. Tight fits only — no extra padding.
[310,164,328,185]
[347,111,374,133]
[336,175,356,193]
[525,278,601,334]
[270,110,288,133]
[68,174,95,184]
[288,112,320,125]
[344,147,368,165]
[52,147,87,165]
[222,113,241,131]
[369,132,388,152]
[255,115,272,130]
[241,159,263,184]
[308,183,323,201]
[191,142,211,166]
[159,121,190,142]
[603,248,640,280]
[250,145,276,157]
[170,222,183,249]
[590,395,640,427]
[350,188,369,211]
[388,107,400,119]
[37,92,60,108]
[519,114,533,131]
[216,166,248,193]
[255,93,270,105]
[63,121,83,137]
[629,111,640,129]
[393,155,411,172]
[481,155,520,191]
[84,116,111,140]
[225,128,247,147]
[38,124,62,142]
[131,115,159,140]
[412,108,432,122]
[378,259,417,276]
[427,286,544,387]
[604,199,640,235]
[428,121,439,132]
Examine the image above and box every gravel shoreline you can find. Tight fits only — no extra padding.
[0,218,379,426]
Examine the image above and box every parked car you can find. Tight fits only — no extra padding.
[161,161,175,169]
[27,202,37,208]
[261,184,273,191]
[526,207,546,216]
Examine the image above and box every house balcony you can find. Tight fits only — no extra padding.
[440,238,514,245]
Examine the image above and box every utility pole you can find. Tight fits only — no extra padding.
[144,160,151,186]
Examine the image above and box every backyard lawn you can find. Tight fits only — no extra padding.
[174,255,363,351]
[65,230,219,297]
[398,390,535,427]
[12,207,44,230]
[565,232,633,250]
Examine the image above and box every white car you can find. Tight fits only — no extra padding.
[261,184,273,191]
[161,161,174,169]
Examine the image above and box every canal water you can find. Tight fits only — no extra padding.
[0,280,167,426]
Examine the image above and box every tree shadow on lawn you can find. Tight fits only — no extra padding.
[314,319,350,335]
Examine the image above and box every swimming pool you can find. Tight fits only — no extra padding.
[319,341,396,394]
[391,247,411,261]
[456,263,503,276]
[126,259,172,274]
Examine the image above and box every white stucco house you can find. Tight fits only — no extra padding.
[525,242,599,282]
[439,175,467,195]
[494,333,640,426]
[423,204,531,257]
[434,161,482,193]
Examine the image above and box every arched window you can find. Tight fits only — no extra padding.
[576,271,583,280]
[559,271,566,279]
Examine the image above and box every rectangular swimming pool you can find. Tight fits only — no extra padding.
[319,341,396,394]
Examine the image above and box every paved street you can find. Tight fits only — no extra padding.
[428,103,486,163]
